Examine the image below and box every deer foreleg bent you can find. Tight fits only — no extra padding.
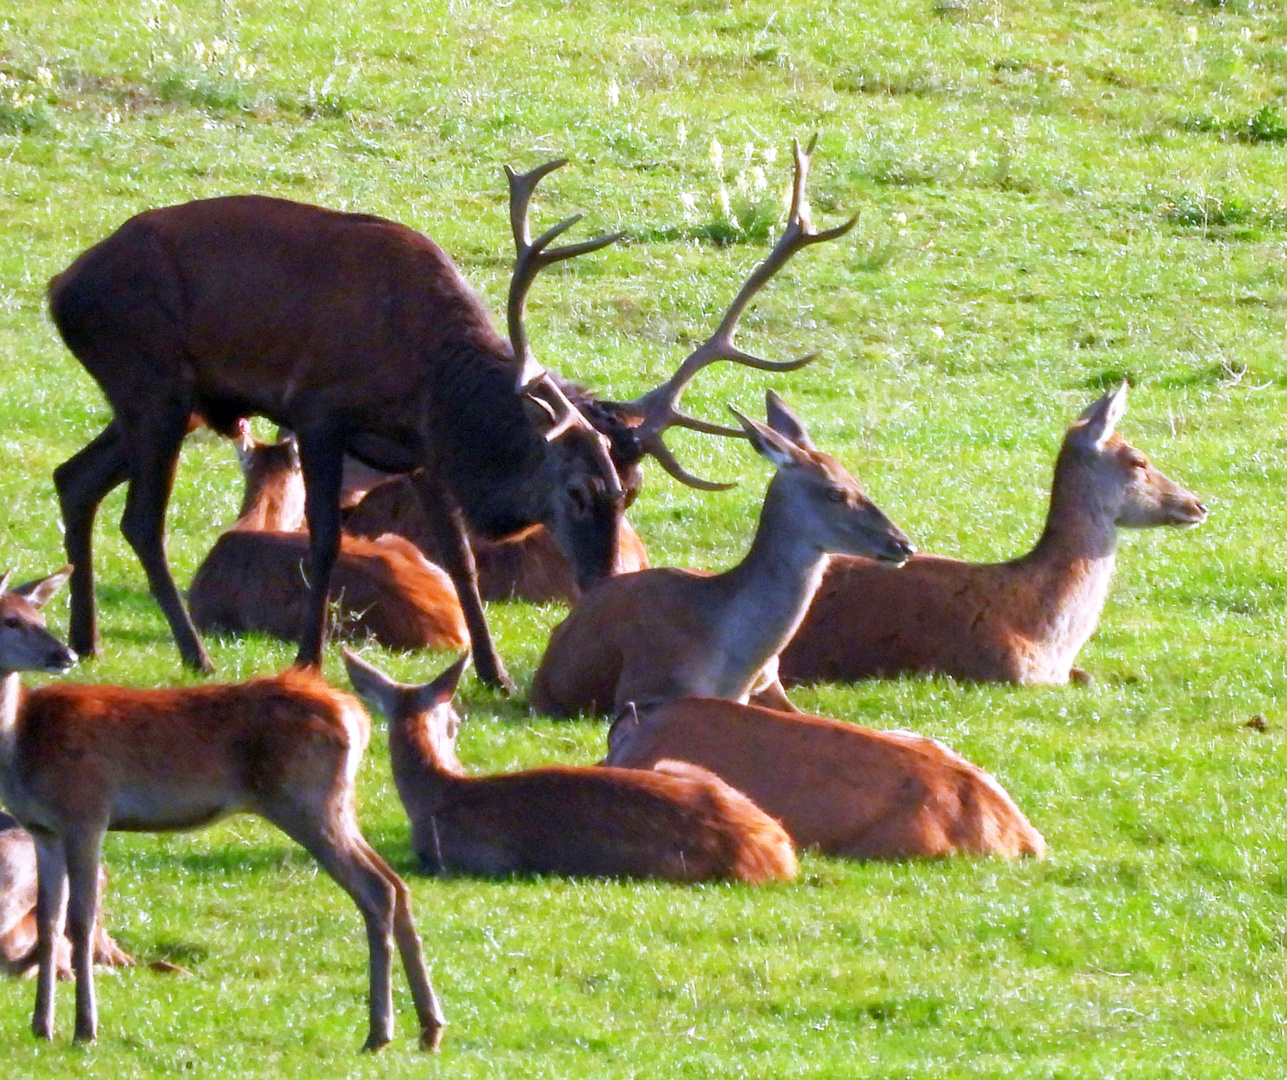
[53,423,130,660]
[413,474,512,693]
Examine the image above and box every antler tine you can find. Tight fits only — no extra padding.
[620,136,855,489]
[504,159,624,378]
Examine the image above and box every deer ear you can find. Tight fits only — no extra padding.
[0,568,14,595]
[764,391,816,451]
[411,652,471,713]
[1074,382,1129,449]
[606,701,641,754]
[729,406,808,469]
[341,648,405,720]
[12,566,73,609]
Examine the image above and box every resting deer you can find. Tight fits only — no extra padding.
[190,427,468,651]
[529,393,915,717]
[603,699,1045,860]
[51,136,850,690]
[342,469,648,604]
[779,385,1207,686]
[343,651,796,884]
[0,569,444,1050]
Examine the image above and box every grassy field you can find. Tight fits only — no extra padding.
[1,1,1286,1076]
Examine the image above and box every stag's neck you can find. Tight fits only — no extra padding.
[713,482,832,688]
[387,712,467,819]
[1013,461,1119,653]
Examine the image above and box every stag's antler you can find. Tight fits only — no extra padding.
[505,159,624,395]
[620,135,858,490]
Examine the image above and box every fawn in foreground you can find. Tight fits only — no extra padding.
[604,699,1045,860]
[780,384,1207,686]
[343,651,796,883]
[190,427,468,651]
[0,569,444,1050]
[529,393,915,717]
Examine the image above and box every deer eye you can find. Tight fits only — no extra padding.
[3,616,20,629]
[826,487,848,503]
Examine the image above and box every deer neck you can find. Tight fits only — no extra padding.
[714,481,832,686]
[1016,460,1119,655]
[387,709,466,818]
[0,672,24,769]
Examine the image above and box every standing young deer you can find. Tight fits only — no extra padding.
[779,385,1208,686]
[529,393,915,717]
[50,137,850,690]
[343,651,796,884]
[190,427,468,651]
[0,569,444,1050]
[1,811,132,978]
[342,469,648,604]
[603,699,1045,860]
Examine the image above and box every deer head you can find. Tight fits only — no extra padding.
[734,392,916,565]
[1062,384,1208,530]
[0,568,77,676]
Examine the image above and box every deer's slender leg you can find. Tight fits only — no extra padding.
[294,427,345,668]
[412,474,512,693]
[63,824,104,1043]
[30,831,67,1041]
[53,423,130,659]
[119,402,212,673]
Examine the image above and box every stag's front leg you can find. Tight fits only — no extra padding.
[54,423,130,660]
[295,429,346,668]
[413,475,513,693]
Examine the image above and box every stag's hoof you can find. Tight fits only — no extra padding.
[32,1019,54,1041]
[420,1022,446,1052]
[361,1031,392,1053]
[1069,667,1095,686]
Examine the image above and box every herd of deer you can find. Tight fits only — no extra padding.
[0,138,1206,1051]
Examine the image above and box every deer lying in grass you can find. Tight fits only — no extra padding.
[342,469,649,604]
[529,393,914,717]
[0,569,444,1050]
[779,385,1207,686]
[603,699,1045,860]
[190,427,468,651]
[343,651,797,883]
[2,807,133,980]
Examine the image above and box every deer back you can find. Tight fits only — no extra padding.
[603,698,1045,860]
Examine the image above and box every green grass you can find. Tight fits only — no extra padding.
[1,1,1286,1076]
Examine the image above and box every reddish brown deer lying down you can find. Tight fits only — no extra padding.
[780,385,1207,687]
[1,806,133,978]
[189,428,467,651]
[529,393,915,717]
[342,651,796,884]
[342,469,648,604]
[603,698,1045,860]
[0,569,444,1050]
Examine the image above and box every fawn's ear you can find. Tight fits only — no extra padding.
[410,652,471,713]
[1073,382,1128,449]
[730,406,809,469]
[606,701,641,753]
[12,566,73,609]
[764,390,816,451]
[342,648,405,720]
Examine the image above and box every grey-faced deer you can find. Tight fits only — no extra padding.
[343,651,796,884]
[50,137,851,691]
[603,699,1045,860]
[0,569,444,1050]
[189,428,468,651]
[529,393,915,717]
[1,811,132,978]
[780,385,1207,687]
[342,468,648,604]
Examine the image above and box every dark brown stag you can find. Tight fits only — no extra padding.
[49,137,853,689]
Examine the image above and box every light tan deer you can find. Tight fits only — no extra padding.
[342,651,797,884]
[342,469,649,604]
[780,385,1207,686]
[529,393,915,717]
[0,569,444,1050]
[190,427,468,651]
[603,698,1045,860]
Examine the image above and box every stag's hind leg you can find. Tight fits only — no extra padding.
[118,400,213,674]
[54,423,130,659]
